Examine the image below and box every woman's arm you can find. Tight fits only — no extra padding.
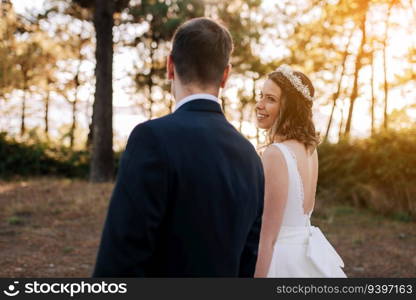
[254,145,289,277]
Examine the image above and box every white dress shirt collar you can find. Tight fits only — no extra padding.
[174,93,220,112]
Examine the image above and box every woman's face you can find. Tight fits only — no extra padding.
[256,79,282,129]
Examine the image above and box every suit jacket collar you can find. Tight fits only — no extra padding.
[174,99,223,114]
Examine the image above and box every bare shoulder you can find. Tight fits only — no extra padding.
[261,145,287,168]
[263,144,283,158]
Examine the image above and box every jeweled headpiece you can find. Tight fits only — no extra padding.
[274,64,313,102]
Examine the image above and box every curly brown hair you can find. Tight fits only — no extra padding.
[265,69,320,153]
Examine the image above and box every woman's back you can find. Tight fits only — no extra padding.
[272,140,318,227]
[282,140,318,216]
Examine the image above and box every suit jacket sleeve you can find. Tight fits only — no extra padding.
[93,122,168,277]
[239,162,264,277]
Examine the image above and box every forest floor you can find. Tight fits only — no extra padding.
[0,177,415,277]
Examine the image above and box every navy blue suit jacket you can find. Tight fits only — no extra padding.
[93,99,264,277]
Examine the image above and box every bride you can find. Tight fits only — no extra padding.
[254,65,347,277]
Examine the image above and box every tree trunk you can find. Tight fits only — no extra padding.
[382,3,393,130]
[44,96,49,136]
[344,10,367,138]
[69,79,77,148]
[86,96,93,150]
[147,61,154,119]
[21,91,26,137]
[20,72,28,137]
[370,48,376,136]
[44,76,51,138]
[324,28,354,142]
[324,95,337,142]
[89,0,115,182]
[70,38,85,148]
[70,99,77,148]
[70,64,82,148]
[338,102,344,141]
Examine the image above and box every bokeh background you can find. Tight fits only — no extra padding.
[0,0,415,277]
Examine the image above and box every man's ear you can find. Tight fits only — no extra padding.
[167,55,175,80]
[220,64,231,88]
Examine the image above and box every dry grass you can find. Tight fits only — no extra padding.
[312,204,416,277]
[0,178,112,277]
[0,178,415,277]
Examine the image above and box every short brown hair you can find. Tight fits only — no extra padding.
[171,17,233,87]
[266,70,320,152]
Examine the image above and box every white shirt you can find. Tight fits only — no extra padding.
[174,93,220,112]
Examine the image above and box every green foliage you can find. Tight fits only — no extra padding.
[392,212,413,223]
[0,132,124,180]
[318,128,416,219]
[0,132,89,178]
[7,216,24,226]
[0,132,122,179]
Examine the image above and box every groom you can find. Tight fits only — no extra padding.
[93,17,264,277]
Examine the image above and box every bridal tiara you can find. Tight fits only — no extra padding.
[274,64,314,102]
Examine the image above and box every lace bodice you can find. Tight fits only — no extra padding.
[272,143,313,227]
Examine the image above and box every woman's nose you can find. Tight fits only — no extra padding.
[256,99,264,110]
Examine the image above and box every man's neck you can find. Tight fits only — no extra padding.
[174,84,219,102]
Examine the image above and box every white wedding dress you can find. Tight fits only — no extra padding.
[266,143,347,277]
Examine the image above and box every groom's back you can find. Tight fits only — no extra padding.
[142,100,264,277]
[93,17,264,278]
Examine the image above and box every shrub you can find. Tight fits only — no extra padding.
[317,128,416,219]
[0,132,111,179]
